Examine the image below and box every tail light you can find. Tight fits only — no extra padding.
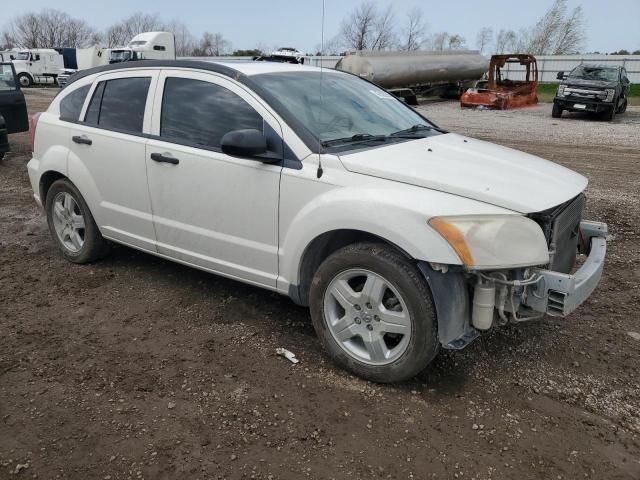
[29,112,42,153]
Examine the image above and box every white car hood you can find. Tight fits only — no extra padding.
[338,133,587,213]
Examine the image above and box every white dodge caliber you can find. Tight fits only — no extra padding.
[27,60,607,382]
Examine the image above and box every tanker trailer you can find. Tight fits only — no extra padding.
[335,50,489,105]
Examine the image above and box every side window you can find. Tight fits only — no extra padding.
[160,77,263,149]
[83,77,151,133]
[59,85,90,121]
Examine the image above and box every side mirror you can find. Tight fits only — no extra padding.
[556,71,565,80]
[622,76,630,85]
[221,129,274,160]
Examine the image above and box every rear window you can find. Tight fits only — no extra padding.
[83,77,151,133]
[60,85,90,121]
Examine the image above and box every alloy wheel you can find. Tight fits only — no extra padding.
[51,192,86,253]
[323,269,412,365]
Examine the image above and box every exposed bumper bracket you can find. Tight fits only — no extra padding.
[524,221,607,316]
[417,263,479,350]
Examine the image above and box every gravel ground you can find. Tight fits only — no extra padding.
[0,91,639,480]
[419,101,640,148]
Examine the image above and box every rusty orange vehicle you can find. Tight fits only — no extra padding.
[460,54,538,109]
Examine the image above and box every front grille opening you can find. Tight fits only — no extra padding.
[529,194,585,273]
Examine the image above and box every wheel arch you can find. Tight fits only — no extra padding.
[39,170,67,207]
[290,228,413,306]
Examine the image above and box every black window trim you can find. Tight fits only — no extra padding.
[59,84,92,123]
[155,74,301,169]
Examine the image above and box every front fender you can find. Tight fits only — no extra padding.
[279,183,497,288]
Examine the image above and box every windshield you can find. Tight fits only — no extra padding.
[15,52,30,61]
[110,50,133,62]
[251,71,440,150]
[0,64,17,91]
[569,66,619,82]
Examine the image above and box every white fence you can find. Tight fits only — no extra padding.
[180,54,640,83]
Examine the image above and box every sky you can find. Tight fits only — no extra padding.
[2,0,639,54]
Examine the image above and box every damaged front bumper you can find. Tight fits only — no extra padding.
[523,220,607,316]
[419,220,608,351]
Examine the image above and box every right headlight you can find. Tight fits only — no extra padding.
[604,88,615,102]
[557,85,566,97]
[429,215,550,269]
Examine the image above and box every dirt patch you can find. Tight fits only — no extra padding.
[0,90,639,479]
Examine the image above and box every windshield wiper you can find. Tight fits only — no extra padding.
[321,133,387,147]
[388,124,443,137]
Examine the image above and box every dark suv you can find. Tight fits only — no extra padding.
[552,64,631,121]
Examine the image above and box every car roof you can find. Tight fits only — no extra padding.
[208,60,325,76]
[64,59,337,89]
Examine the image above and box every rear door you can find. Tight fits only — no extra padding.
[145,69,284,288]
[67,69,159,251]
[0,63,28,134]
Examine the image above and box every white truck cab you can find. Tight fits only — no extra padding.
[12,49,64,87]
[109,32,175,64]
[26,60,608,383]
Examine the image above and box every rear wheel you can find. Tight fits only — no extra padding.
[551,103,563,118]
[309,243,439,383]
[45,178,110,263]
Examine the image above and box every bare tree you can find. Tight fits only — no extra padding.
[314,36,344,56]
[340,1,396,51]
[0,31,16,50]
[476,27,493,55]
[401,7,427,51]
[193,32,230,56]
[104,12,166,47]
[448,34,466,50]
[165,19,194,57]
[521,0,584,54]
[5,9,99,48]
[427,32,449,51]
[494,29,517,54]
[370,5,397,50]
[340,1,378,50]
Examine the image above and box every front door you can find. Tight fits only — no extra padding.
[145,70,283,288]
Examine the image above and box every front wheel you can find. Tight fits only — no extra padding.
[617,98,628,114]
[551,103,563,118]
[17,73,32,88]
[45,178,110,263]
[309,243,439,383]
[601,107,615,121]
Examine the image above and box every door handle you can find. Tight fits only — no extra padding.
[72,135,92,145]
[150,152,179,165]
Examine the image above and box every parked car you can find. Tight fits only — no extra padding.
[0,62,29,159]
[27,60,608,382]
[553,64,631,120]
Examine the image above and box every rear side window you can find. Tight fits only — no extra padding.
[83,77,151,133]
[160,77,263,149]
[60,85,90,121]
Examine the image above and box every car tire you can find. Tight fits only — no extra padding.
[309,242,439,383]
[551,103,563,118]
[617,98,627,114]
[45,178,110,264]
[17,73,33,88]
[601,107,615,121]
